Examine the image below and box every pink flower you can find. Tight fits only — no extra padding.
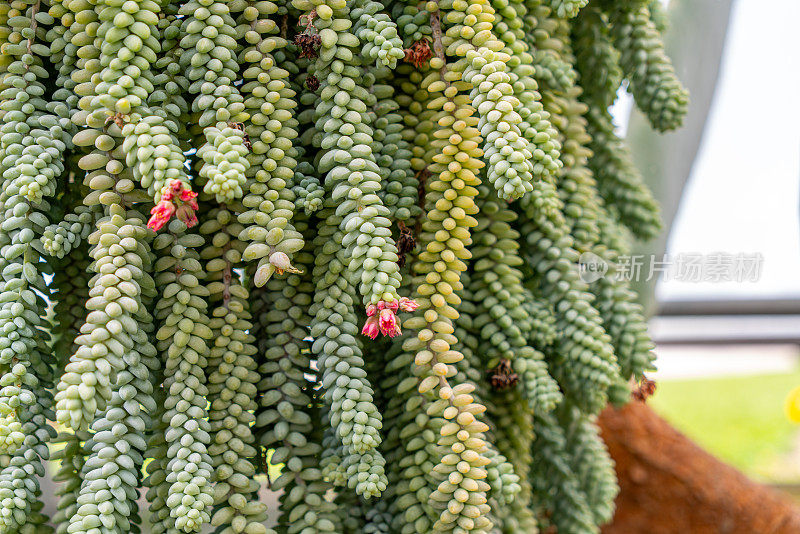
[398,297,419,312]
[148,200,176,231]
[379,308,401,337]
[362,315,380,339]
[180,188,198,205]
[363,298,416,339]
[152,181,201,232]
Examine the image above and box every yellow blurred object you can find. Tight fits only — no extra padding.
[784,386,800,423]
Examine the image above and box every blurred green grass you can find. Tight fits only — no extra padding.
[649,368,800,482]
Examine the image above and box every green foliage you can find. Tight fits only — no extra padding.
[547,0,587,19]
[309,208,387,498]
[353,0,405,68]
[531,410,600,534]
[601,0,688,132]
[572,6,662,240]
[152,220,215,532]
[252,218,341,533]
[0,0,686,532]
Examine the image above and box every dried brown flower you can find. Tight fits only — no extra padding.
[404,40,433,68]
[305,74,320,91]
[632,376,657,402]
[489,359,519,390]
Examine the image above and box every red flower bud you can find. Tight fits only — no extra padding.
[398,297,419,312]
[175,204,198,228]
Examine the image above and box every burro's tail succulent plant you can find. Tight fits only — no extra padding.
[0,0,685,532]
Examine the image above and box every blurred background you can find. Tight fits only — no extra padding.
[624,0,800,494]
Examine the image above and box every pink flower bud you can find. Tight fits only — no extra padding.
[269,251,301,275]
[175,204,198,228]
[366,304,377,317]
[398,297,419,312]
[362,315,380,339]
[387,300,399,312]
